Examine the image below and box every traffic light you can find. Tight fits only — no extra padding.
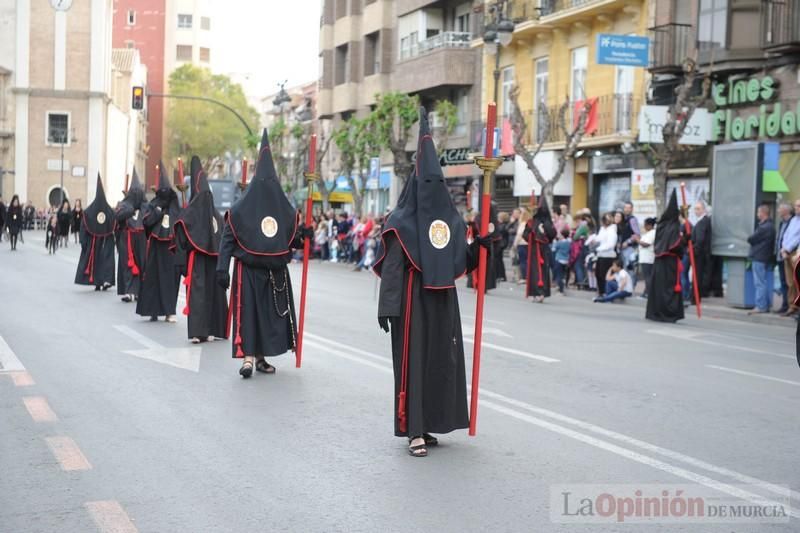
[132,86,144,110]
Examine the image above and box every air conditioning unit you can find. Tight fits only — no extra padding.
[430,111,444,129]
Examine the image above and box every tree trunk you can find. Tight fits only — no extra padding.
[542,181,555,212]
[653,159,669,217]
[392,150,413,187]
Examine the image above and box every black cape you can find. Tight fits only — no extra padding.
[646,190,685,323]
[174,157,228,339]
[216,129,303,358]
[75,175,116,287]
[6,198,22,235]
[136,162,181,318]
[375,108,478,437]
[115,168,146,296]
[524,196,557,298]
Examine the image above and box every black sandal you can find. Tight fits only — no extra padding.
[423,433,438,447]
[255,360,276,374]
[408,437,428,458]
[239,361,253,378]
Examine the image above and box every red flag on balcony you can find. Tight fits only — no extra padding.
[574,98,598,135]
[501,117,514,156]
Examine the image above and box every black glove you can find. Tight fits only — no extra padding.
[216,271,230,290]
[475,234,493,250]
[378,316,390,333]
[302,225,315,240]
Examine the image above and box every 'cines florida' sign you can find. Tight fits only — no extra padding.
[712,75,799,142]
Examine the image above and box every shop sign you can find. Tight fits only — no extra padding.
[638,106,711,145]
[712,75,800,142]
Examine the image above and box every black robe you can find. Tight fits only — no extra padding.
[378,234,479,437]
[75,223,116,287]
[174,228,229,339]
[217,222,301,358]
[524,219,557,297]
[466,221,498,292]
[115,206,146,297]
[692,216,712,298]
[135,205,181,317]
[6,206,22,235]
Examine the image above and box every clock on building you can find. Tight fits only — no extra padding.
[50,0,73,11]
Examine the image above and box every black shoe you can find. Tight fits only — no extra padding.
[94,286,101,292]
[239,361,253,378]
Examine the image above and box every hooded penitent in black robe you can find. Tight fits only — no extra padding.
[115,168,147,297]
[693,214,712,298]
[375,108,480,438]
[467,203,499,292]
[174,156,228,340]
[136,162,182,318]
[646,190,686,323]
[524,196,557,298]
[75,174,116,288]
[217,129,304,359]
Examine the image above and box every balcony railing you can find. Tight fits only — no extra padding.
[520,95,641,145]
[399,31,472,61]
[539,0,603,16]
[650,23,694,72]
[761,0,800,50]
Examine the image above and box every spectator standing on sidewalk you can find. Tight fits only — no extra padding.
[638,217,657,298]
[513,208,531,284]
[775,203,792,314]
[747,204,776,314]
[779,199,800,317]
[592,213,618,296]
[552,228,571,294]
[619,202,640,286]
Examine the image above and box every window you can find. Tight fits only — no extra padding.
[127,9,136,25]
[570,46,587,101]
[614,65,634,132]
[335,44,349,85]
[400,31,418,60]
[534,58,548,141]
[199,47,211,62]
[698,0,727,50]
[501,66,514,117]
[456,11,470,33]
[46,112,69,145]
[176,45,192,61]
[364,32,380,76]
[125,40,135,49]
[178,14,193,29]
[201,16,210,30]
[454,89,469,136]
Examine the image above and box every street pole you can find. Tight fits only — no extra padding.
[59,133,65,207]
[493,51,501,107]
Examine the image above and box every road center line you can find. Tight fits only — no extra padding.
[85,500,138,533]
[0,335,25,372]
[45,436,92,471]
[462,338,560,363]
[23,396,58,422]
[706,365,800,387]
[304,333,799,507]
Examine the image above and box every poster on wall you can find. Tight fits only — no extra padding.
[598,175,631,215]
[631,169,656,225]
[666,178,710,225]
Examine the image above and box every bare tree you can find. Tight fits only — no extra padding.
[643,58,711,215]
[509,85,593,208]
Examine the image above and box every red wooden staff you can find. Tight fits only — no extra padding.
[295,134,317,368]
[526,191,537,297]
[680,182,702,318]
[469,103,500,436]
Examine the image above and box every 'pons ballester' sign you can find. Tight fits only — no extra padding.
[712,75,800,142]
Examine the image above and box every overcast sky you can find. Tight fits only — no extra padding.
[212,1,321,106]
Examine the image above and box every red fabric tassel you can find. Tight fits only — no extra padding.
[674,256,683,293]
[397,391,407,433]
[84,236,97,284]
[234,262,244,357]
[126,230,140,276]
[398,269,414,433]
[536,241,544,288]
[182,250,196,316]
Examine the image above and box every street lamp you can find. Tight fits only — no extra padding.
[482,1,515,105]
[55,127,77,207]
[272,80,291,111]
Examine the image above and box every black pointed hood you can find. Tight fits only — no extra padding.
[534,195,552,224]
[374,107,466,288]
[124,167,145,210]
[83,173,115,236]
[145,160,181,241]
[175,156,223,254]
[189,156,204,202]
[654,189,682,255]
[227,128,298,258]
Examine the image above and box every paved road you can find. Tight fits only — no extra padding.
[2,232,798,532]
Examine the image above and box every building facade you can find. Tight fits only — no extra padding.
[317,0,482,212]
[8,0,115,208]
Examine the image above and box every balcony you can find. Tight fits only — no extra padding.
[394,32,476,94]
[518,95,641,147]
[649,23,694,73]
[399,31,472,61]
[762,0,800,52]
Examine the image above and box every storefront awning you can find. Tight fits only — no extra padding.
[294,186,353,204]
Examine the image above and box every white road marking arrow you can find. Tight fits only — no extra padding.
[113,325,201,372]
[461,323,513,338]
